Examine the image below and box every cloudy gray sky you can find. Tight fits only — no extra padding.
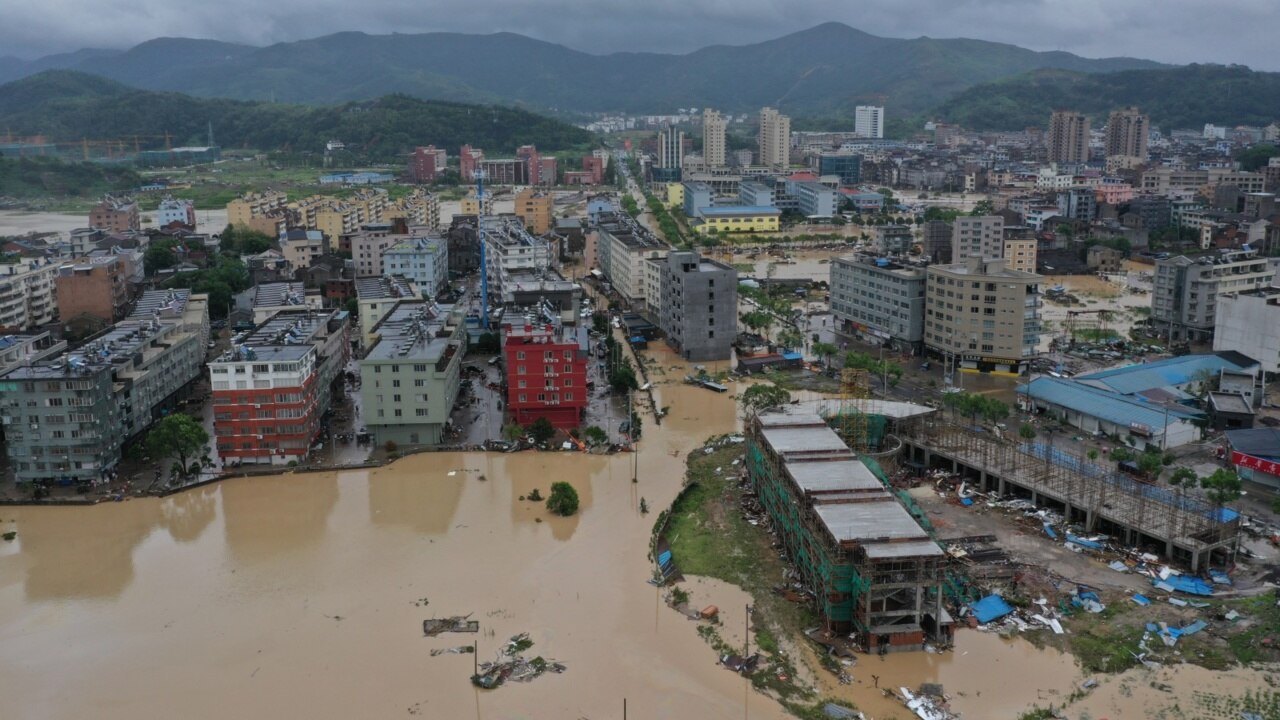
[4,0,1277,71]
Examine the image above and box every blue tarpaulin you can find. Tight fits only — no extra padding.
[1179,620,1208,636]
[961,497,974,506]
[1208,569,1232,586]
[1131,594,1151,606]
[1065,534,1104,550]
[970,595,1015,624]
[1043,525,1058,539]
[1153,575,1215,596]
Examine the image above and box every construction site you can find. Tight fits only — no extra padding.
[737,355,1243,657]
[745,388,951,652]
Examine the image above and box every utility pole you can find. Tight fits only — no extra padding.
[744,604,751,656]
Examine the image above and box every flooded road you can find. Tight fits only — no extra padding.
[0,381,788,720]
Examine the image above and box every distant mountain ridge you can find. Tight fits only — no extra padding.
[0,23,1167,115]
[0,71,593,160]
[932,64,1280,130]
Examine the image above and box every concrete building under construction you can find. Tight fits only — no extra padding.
[747,410,949,651]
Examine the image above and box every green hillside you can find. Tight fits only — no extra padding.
[0,24,1166,117]
[0,71,594,160]
[0,156,141,200]
[932,65,1280,130]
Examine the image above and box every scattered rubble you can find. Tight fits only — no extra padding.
[422,615,480,636]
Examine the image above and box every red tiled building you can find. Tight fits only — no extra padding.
[502,322,588,429]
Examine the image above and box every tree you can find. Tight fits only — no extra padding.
[344,298,359,316]
[1137,449,1166,480]
[528,417,556,445]
[740,310,773,339]
[546,481,580,516]
[475,332,501,353]
[145,414,209,477]
[143,243,176,276]
[970,200,995,216]
[1110,447,1134,463]
[502,422,525,442]
[583,425,609,447]
[1087,449,1100,463]
[812,341,838,367]
[740,384,792,415]
[1019,423,1037,440]
[776,329,803,351]
[1200,468,1242,509]
[592,312,609,335]
[608,361,639,393]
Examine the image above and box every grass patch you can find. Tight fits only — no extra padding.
[1070,624,1144,673]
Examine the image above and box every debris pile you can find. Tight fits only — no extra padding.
[422,615,480,636]
[897,685,959,720]
[470,634,565,689]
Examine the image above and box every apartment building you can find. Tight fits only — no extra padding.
[596,214,669,311]
[1152,249,1277,342]
[156,195,196,229]
[925,257,1042,374]
[877,225,914,254]
[1002,238,1037,274]
[1105,107,1149,164]
[658,250,737,361]
[54,255,130,323]
[209,309,350,465]
[234,282,324,324]
[482,217,554,293]
[382,235,448,298]
[738,181,775,207]
[1047,110,1089,164]
[408,145,447,183]
[89,195,140,233]
[227,190,288,236]
[1141,168,1266,196]
[502,320,589,429]
[0,290,209,484]
[385,188,441,230]
[514,188,554,234]
[854,106,884,139]
[0,260,58,331]
[703,109,727,168]
[1214,288,1280,374]
[951,215,1005,263]
[758,107,791,168]
[360,301,465,446]
[347,223,401,277]
[831,254,927,353]
[355,275,421,347]
[459,144,483,181]
[280,229,328,272]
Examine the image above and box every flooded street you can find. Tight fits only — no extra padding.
[0,381,790,720]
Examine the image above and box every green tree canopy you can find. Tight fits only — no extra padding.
[528,417,557,445]
[145,414,209,476]
[740,384,792,415]
[546,481,580,516]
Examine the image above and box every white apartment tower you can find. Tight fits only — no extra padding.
[758,107,791,168]
[855,106,884,139]
[657,125,685,169]
[702,109,727,167]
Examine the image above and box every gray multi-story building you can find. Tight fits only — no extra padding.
[738,181,775,208]
[830,254,927,353]
[683,181,714,218]
[952,215,1005,263]
[792,181,838,218]
[597,214,669,312]
[383,234,449,298]
[1057,187,1097,222]
[877,224,915,254]
[925,257,1041,374]
[1152,249,1277,343]
[0,289,209,484]
[658,250,737,361]
[359,301,465,447]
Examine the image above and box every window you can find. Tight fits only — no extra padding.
[519,394,527,402]
[393,394,402,402]
[518,379,527,389]
[564,364,572,373]
[517,351,526,360]
[394,409,402,417]
[414,364,427,372]
[392,379,401,388]
[415,408,428,417]
[708,330,714,338]
[565,393,573,401]
[391,365,400,372]
[564,378,572,387]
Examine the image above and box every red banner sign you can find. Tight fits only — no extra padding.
[1230,450,1280,477]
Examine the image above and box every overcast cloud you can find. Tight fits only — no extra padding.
[4,0,1276,71]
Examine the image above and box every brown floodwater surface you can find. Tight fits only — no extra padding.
[0,382,790,720]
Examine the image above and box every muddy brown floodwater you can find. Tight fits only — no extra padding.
[2,363,1276,720]
[0,380,791,720]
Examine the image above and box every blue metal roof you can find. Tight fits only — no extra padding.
[1020,377,1202,430]
[1075,353,1255,395]
[698,205,782,216]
